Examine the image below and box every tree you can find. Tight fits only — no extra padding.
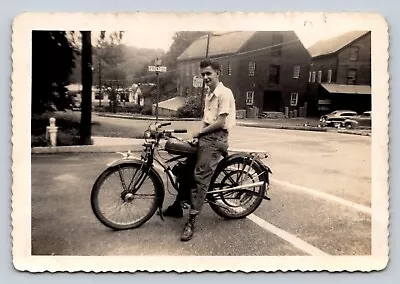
[79,31,124,144]
[79,31,93,145]
[135,31,207,102]
[31,31,76,113]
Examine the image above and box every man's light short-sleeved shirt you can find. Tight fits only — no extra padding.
[202,82,236,131]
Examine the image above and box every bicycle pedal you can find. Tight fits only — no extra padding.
[181,201,190,210]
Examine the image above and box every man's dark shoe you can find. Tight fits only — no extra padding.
[163,202,183,218]
[181,215,196,241]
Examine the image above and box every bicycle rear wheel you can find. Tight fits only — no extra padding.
[208,156,267,219]
[91,163,160,230]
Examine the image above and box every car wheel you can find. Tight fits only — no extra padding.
[345,123,352,129]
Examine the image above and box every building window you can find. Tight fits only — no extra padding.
[311,71,316,83]
[271,33,283,56]
[290,93,298,106]
[308,71,312,83]
[327,69,332,83]
[220,64,223,75]
[317,70,322,83]
[227,62,232,76]
[347,69,357,84]
[293,65,300,79]
[185,65,190,76]
[246,91,254,105]
[248,62,256,76]
[191,64,196,76]
[269,64,280,84]
[350,46,359,61]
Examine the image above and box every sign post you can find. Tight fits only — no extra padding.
[148,58,167,122]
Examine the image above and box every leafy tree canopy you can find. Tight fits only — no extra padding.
[31,31,76,113]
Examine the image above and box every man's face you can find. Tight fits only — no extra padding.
[200,66,219,90]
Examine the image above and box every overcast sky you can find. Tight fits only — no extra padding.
[117,28,354,51]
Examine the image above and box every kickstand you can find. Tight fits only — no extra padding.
[157,206,164,221]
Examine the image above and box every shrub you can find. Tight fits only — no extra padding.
[121,104,143,114]
[140,105,153,115]
[31,111,85,147]
[176,95,202,118]
[93,105,111,113]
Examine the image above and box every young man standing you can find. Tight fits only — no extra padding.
[163,58,236,241]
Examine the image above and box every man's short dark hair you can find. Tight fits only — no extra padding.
[200,59,221,71]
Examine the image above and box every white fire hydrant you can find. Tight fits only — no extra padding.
[46,117,58,147]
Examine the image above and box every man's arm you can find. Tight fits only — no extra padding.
[198,114,227,136]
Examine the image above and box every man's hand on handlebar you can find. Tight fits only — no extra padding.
[188,137,198,146]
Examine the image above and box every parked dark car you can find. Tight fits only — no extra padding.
[320,110,358,127]
[344,111,372,129]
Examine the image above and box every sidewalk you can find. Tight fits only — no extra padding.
[31,136,144,154]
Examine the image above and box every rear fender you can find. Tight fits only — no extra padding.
[216,153,272,183]
[106,158,165,212]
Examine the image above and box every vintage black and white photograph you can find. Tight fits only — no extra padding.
[11,12,389,272]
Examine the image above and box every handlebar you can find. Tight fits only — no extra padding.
[144,122,187,141]
[172,129,187,134]
[159,122,172,127]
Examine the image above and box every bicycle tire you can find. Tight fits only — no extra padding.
[91,163,160,230]
[208,156,267,219]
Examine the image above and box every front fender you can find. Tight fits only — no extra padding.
[105,158,165,209]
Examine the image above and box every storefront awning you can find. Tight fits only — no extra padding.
[321,83,371,95]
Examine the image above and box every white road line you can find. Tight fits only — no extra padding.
[246,213,329,256]
[270,178,372,215]
[146,159,333,255]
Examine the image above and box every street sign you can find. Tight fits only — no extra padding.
[193,76,203,88]
[148,66,167,72]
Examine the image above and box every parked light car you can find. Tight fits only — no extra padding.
[344,111,372,129]
[319,110,358,127]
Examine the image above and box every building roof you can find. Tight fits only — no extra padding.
[308,31,370,58]
[153,96,186,111]
[321,83,371,95]
[177,31,256,61]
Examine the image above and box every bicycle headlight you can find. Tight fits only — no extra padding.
[144,130,152,139]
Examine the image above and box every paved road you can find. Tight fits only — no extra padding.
[31,124,371,256]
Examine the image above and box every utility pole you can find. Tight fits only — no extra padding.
[201,32,211,110]
[80,31,92,145]
[98,59,102,107]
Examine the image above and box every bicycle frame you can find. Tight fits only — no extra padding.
[109,141,270,202]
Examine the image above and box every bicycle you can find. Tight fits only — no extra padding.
[90,122,273,230]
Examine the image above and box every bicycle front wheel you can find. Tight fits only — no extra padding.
[91,163,160,230]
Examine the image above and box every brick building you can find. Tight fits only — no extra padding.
[176,31,312,117]
[306,31,371,116]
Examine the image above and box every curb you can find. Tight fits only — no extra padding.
[236,123,328,132]
[94,112,200,122]
[237,123,371,136]
[31,144,143,154]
